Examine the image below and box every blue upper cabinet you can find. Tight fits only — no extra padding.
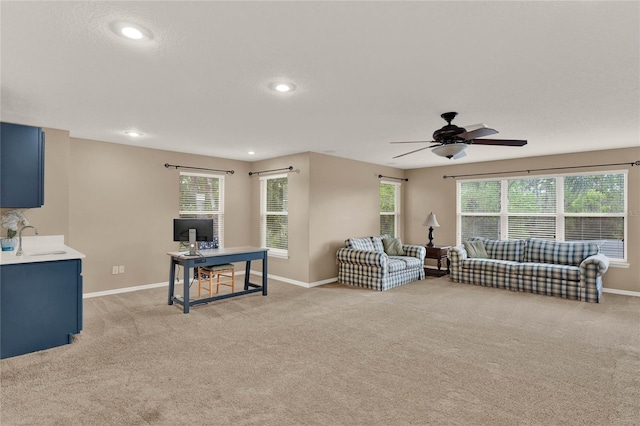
[0,122,45,208]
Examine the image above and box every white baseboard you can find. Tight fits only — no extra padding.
[83,270,336,298]
[603,288,640,298]
[84,277,637,299]
[249,270,337,288]
[83,281,169,299]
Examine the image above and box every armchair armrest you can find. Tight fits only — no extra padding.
[402,244,426,260]
[580,253,610,281]
[336,248,388,268]
[448,245,468,265]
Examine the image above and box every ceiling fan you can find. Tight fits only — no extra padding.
[391,112,527,159]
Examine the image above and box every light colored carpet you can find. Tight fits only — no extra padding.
[1,277,639,425]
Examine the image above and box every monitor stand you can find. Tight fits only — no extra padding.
[188,228,197,256]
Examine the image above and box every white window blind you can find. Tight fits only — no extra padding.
[563,173,626,259]
[507,177,557,240]
[179,172,224,247]
[459,180,501,241]
[380,181,400,237]
[260,174,288,256]
[458,171,627,261]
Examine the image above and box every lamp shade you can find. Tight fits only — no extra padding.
[432,143,467,159]
[423,212,440,228]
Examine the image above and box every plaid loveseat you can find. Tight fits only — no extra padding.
[336,236,426,291]
[449,238,609,303]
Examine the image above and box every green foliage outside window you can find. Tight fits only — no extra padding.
[460,181,500,213]
[179,175,220,212]
[380,183,398,237]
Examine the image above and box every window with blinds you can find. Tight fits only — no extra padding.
[179,172,224,247]
[380,181,400,237]
[260,174,288,257]
[458,171,627,260]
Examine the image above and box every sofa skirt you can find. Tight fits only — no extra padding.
[453,267,587,301]
[338,265,425,291]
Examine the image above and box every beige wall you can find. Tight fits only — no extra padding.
[8,128,71,238]
[405,147,640,293]
[308,152,406,283]
[247,152,406,285]
[46,134,251,293]
[249,153,312,283]
[12,127,639,295]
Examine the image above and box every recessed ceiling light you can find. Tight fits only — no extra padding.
[121,26,144,40]
[248,151,255,155]
[110,21,153,41]
[270,82,296,93]
[125,131,143,137]
[275,84,291,92]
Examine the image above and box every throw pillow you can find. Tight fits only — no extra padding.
[463,240,488,258]
[382,237,404,256]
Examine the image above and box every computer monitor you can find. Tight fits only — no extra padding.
[173,219,214,255]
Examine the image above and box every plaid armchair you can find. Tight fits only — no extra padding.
[336,236,426,291]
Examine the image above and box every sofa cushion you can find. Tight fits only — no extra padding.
[383,237,405,255]
[463,240,488,258]
[389,255,422,269]
[472,238,526,262]
[524,238,599,266]
[346,237,377,252]
[519,262,580,282]
[462,258,521,275]
[388,258,407,273]
[371,235,391,252]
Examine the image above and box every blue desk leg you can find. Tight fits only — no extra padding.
[183,264,190,314]
[262,254,268,296]
[168,260,175,305]
[244,261,251,291]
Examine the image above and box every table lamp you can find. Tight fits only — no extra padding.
[423,212,440,247]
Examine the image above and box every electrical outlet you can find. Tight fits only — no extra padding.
[119,265,125,274]
[112,266,118,275]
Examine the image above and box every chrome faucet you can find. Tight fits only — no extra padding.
[16,225,38,256]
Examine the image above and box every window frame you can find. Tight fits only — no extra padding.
[260,173,289,258]
[179,171,225,247]
[456,170,628,263]
[380,180,401,238]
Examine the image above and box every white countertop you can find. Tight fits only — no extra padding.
[1,235,86,265]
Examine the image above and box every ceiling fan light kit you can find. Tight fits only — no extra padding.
[432,143,467,159]
[391,111,527,160]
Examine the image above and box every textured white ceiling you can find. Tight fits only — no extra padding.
[1,1,638,169]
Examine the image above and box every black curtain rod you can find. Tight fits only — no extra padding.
[442,160,640,180]
[248,166,294,176]
[164,163,235,174]
[378,174,408,182]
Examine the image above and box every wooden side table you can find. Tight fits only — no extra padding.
[424,245,450,277]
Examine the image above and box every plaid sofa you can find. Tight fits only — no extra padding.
[336,236,426,291]
[449,238,609,303]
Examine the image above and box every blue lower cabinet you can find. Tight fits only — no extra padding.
[1,259,83,359]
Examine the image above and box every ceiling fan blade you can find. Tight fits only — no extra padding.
[390,140,434,144]
[457,126,498,140]
[470,139,527,146]
[392,145,432,159]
